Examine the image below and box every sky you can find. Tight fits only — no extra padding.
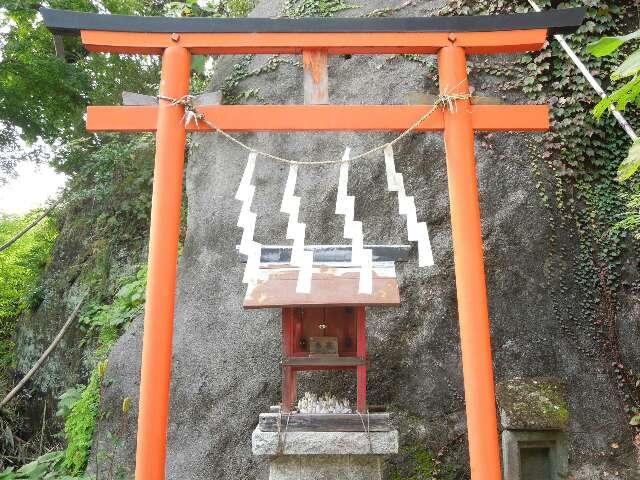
[0,161,67,215]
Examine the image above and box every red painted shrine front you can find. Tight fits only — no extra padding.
[282,306,367,412]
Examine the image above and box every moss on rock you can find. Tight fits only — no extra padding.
[496,377,569,430]
[390,441,455,480]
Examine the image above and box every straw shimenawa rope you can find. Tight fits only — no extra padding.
[158,90,472,166]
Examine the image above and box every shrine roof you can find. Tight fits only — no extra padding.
[241,245,408,309]
[41,7,584,37]
[243,245,410,265]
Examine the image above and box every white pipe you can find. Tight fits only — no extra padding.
[528,0,638,141]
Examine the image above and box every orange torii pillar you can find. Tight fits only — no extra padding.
[39,6,584,480]
[135,46,191,480]
[439,45,501,477]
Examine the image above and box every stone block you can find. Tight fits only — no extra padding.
[269,456,301,480]
[502,430,568,480]
[496,377,568,431]
[300,455,349,480]
[252,427,398,456]
[347,455,383,480]
[268,455,382,480]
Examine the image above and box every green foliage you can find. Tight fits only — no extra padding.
[61,135,155,246]
[1,263,148,477]
[390,443,454,480]
[614,191,640,239]
[592,76,640,118]
[80,265,147,333]
[61,365,103,475]
[587,20,640,239]
[611,49,640,81]
[0,0,255,172]
[617,139,640,181]
[56,387,85,420]
[0,4,88,149]
[281,0,356,18]
[0,212,57,320]
[0,211,57,388]
[588,29,640,57]
[0,1,161,175]
[58,264,146,475]
[0,451,87,480]
[0,0,247,475]
[588,24,640,215]
[0,216,56,313]
[165,0,255,17]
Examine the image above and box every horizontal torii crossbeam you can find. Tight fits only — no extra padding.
[88,104,549,132]
[41,7,584,480]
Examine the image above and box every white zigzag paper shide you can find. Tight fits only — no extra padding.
[280,164,313,293]
[384,144,434,267]
[235,152,262,286]
[335,148,373,295]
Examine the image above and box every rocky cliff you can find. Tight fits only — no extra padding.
[89,1,640,479]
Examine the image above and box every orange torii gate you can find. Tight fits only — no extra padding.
[42,7,584,480]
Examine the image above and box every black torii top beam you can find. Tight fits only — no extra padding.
[41,7,584,36]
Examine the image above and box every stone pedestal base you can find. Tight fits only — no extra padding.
[252,427,398,480]
[269,455,382,480]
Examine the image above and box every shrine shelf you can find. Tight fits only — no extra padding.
[258,412,391,432]
[282,356,366,368]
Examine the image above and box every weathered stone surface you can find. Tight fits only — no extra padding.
[94,1,640,479]
[252,427,399,455]
[269,456,301,480]
[269,455,382,480]
[496,377,568,431]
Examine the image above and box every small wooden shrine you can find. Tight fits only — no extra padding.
[243,245,408,413]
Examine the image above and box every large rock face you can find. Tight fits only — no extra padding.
[98,1,639,479]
